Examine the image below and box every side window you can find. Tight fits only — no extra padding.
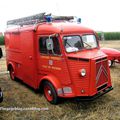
[39,37,48,54]
[52,37,61,55]
[39,36,61,55]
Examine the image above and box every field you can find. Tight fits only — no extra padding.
[0,41,120,120]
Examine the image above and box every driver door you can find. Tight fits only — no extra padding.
[37,35,71,85]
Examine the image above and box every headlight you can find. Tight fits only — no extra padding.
[80,69,86,77]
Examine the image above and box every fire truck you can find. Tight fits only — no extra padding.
[4,13,113,104]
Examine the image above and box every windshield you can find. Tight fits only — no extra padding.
[63,36,83,52]
[82,34,98,49]
[63,34,98,53]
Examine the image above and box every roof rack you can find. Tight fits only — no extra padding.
[7,12,74,26]
[53,16,74,21]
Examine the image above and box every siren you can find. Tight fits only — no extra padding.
[45,16,52,23]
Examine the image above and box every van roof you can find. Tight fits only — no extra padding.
[5,22,94,34]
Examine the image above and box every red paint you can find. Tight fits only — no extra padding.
[101,48,120,63]
[4,22,112,101]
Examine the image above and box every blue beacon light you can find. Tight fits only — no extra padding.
[45,16,52,22]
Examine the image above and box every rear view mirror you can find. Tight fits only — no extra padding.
[0,48,3,58]
[46,38,54,50]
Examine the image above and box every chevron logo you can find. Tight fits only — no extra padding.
[96,64,108,85]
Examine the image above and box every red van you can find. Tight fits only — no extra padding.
[4,13,113,104]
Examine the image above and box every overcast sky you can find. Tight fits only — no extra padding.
[0,0,120,32]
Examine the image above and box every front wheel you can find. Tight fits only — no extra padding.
[9,67,15,80]
[108,60,114,67]
[0,89,3,103]
[43,81,59,104]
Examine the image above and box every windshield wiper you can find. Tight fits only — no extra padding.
[66,41,72,47]
[83,41,92,48]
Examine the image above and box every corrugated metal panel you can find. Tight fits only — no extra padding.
[67,59,90,95]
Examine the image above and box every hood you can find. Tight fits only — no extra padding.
[101,48,120,56]
[67,49,107,60]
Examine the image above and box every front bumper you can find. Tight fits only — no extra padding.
[0,90,3,102]
[76,86,113,101]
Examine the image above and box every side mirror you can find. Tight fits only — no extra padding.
[46,38,54,50]
[0,48,3,58]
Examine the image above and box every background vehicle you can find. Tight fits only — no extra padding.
[4,13,113,104]
[101,48,120,67]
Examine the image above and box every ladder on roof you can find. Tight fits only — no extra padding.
[7,12,46,26]
[7,12,74,26]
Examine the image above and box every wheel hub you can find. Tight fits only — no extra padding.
[48,90,52,96]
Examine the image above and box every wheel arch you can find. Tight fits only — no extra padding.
[7,62,15,71]
[108,56,115,61]
[38,75,62,93]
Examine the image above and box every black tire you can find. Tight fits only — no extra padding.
[0,97,3,103]
[43,81,59,105]
[9,66,15,80]
[0,91,3,103]
[108,60,114,67]
[0,48,3,59]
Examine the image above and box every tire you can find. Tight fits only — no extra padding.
[108,60,114,67]
[43,81,59,104]
[0,97,3,103]
[9,66,15,80]
[0,93,3,103]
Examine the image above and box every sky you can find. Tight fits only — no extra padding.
[0,0,120,32]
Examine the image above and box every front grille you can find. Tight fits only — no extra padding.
[96,58,108,87]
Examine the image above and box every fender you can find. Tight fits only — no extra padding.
[107,56,115,61]
[7,62,16,72]
[39,74,62,91]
